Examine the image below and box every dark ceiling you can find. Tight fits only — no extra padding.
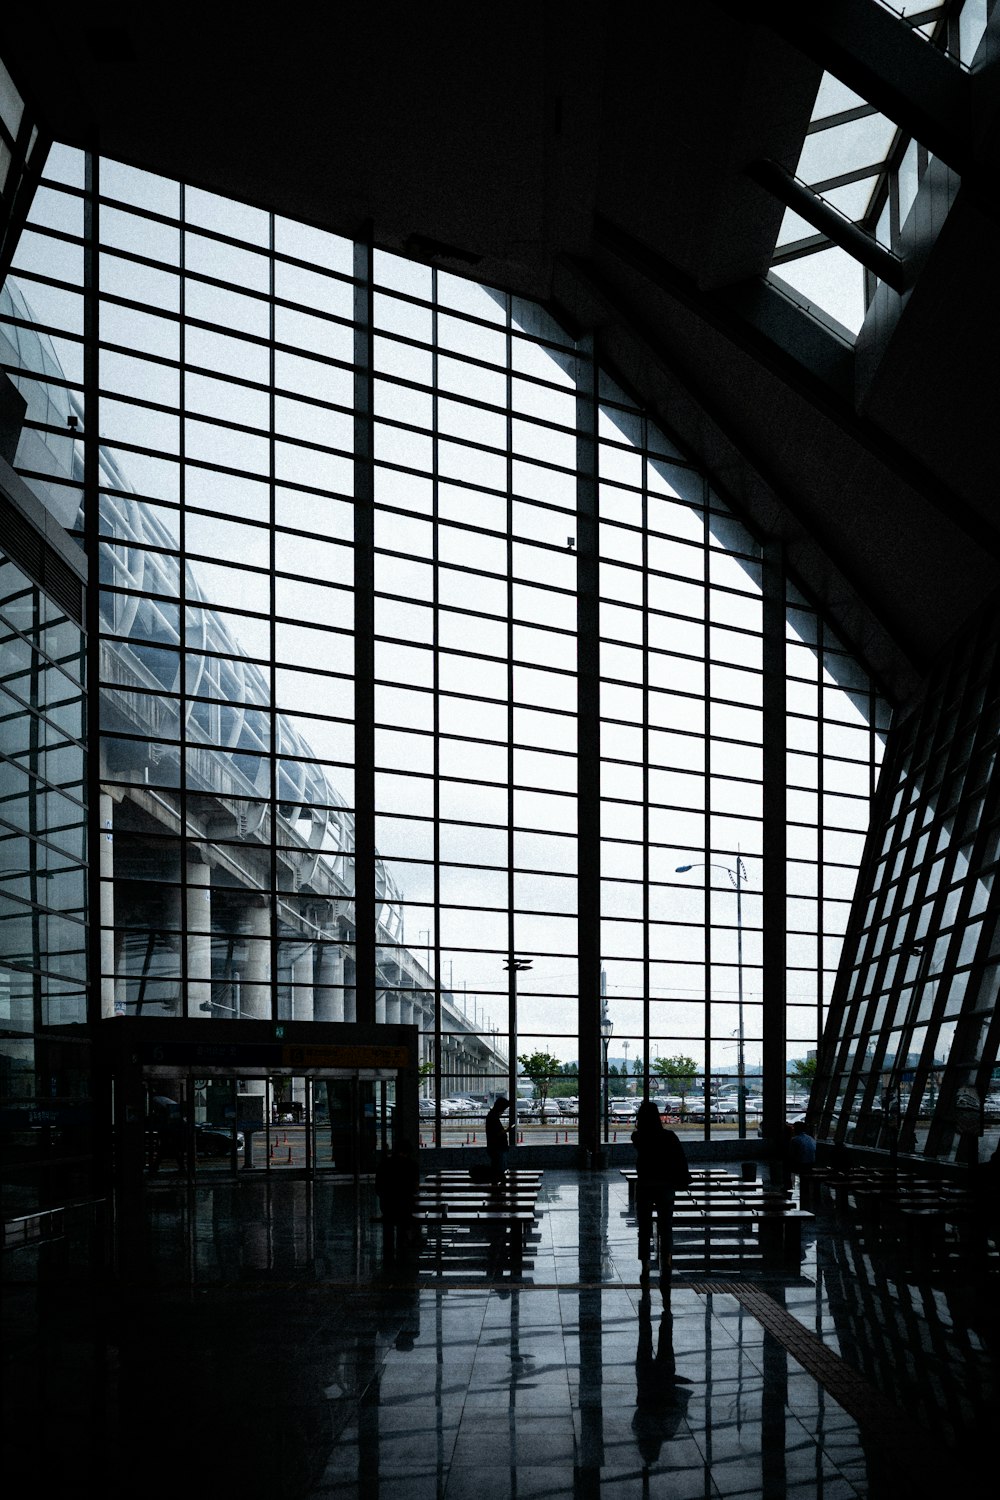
[5,1,999,708]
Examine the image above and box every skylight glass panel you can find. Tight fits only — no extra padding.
[772,247,867,337]
[797,112,898,187]
[768,0,962,346]
[822,177,884,228]
[775,209,819,250]
[812,75,866,118]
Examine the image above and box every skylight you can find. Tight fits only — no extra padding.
[767,0,987,339]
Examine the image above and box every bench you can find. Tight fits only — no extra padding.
[620,1168,774,1209]
[665,1206,813,1269]
[390,1170,545,1273]
[423,1171,543,1186]
[414,1206,538,1272]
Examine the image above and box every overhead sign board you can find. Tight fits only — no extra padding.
[141,1041,412,1070]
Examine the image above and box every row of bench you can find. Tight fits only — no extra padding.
[620,1168,814,1270]
[800,1165,997,1272]
[377,1165,815,1276]
[410,1170,544,1273]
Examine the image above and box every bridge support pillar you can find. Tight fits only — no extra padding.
[314,943,345,1021]
[290,943,314,1021]
[241,898,271,1019]
[187,852,212,1016]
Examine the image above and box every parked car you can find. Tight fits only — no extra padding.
[557,1097,579,1116]
[522,1099,562,1120]
[420,1097,466,1117]
[195,1123,245,1156]
[445,1096,486,1116]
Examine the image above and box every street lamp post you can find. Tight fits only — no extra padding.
[677,853,749,1141]
[601,1009,614,1145]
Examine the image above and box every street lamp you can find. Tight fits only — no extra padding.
[503,955,532,1124]
[677,853,749,1140]
[601,1008,614,1145]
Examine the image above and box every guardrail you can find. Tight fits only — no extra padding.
[4,1197,107,1252]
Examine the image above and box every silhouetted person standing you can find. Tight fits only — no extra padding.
[631,1099,691,1281]
[485,1096,511,1184]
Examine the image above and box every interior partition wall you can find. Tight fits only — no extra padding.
[0,143,889,1149]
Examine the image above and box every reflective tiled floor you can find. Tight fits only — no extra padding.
[4,1167,1000,1498]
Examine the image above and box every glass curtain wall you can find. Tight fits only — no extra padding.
[816,602,1000,1164]
[1,143,890,1144]
[0,541,90,1220]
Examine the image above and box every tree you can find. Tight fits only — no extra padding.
[549,1062,579,1099]
[652,1054,699,1112]
[789,1056,816,1089]
[607,1063,629,1099]
[516,1051,563,1112]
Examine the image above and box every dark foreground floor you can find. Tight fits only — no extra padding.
[4,1167,1000,1499]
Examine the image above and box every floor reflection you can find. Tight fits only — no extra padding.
[3,1168,999,1499]
[631,1283,692,1465]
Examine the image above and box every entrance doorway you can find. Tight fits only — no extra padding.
[144,1072,399,1181]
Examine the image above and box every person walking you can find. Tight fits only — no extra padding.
[484,1095,512,1185]
[632,1099,691,1282]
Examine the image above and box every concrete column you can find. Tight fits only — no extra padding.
[314,943,345,1022]
[187,852,212,1017]
[383,991,400,1026]
[99,791,126,1018]
[343,950,357,1023]
[291,943,314,1021]
[160,882,183,1018]
[240,898,271,1019]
